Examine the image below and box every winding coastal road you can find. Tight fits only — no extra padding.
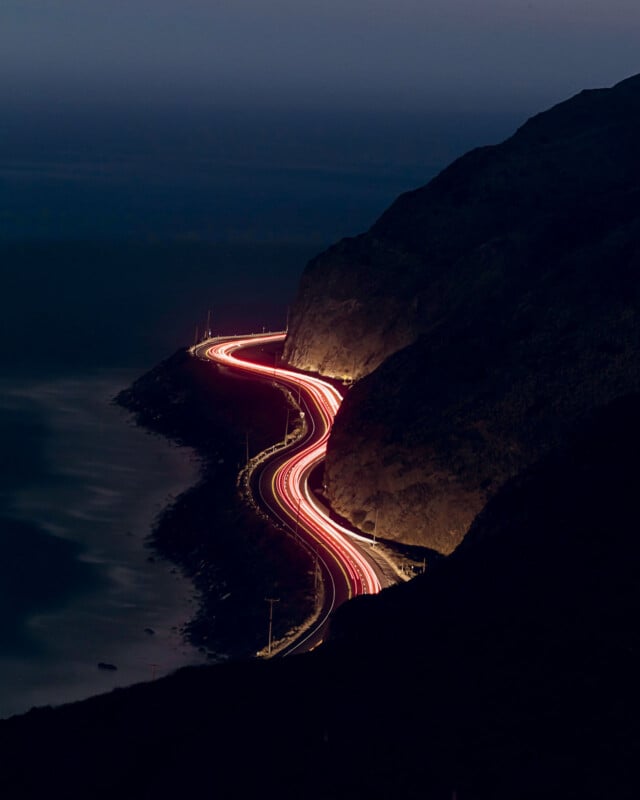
[193,332,389,654]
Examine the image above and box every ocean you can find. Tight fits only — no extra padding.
[0,103,524,718]
[0,239,318,719]
[0,371,204,718]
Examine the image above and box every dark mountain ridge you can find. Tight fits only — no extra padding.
[286,74,640,376]
[285,73,640,552]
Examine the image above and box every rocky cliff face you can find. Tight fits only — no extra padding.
[285,73,640,552]
[283,236,423,380]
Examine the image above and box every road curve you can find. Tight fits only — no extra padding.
[193,331,383,654]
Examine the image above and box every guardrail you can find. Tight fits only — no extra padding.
[236,385,307,501]
[189,330,286,358]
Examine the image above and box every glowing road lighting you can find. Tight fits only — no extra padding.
[196,332,382,614]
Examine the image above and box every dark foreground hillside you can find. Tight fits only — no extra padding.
[1,394,637,799]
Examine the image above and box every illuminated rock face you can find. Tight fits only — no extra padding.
[326,302,640,553]
[286,73,640,553]
[283,237,422,381]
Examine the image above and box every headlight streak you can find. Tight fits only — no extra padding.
[199,332,382,610]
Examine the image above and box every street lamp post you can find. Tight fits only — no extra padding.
[265,597,280,656]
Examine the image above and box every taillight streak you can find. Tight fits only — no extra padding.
[203,333,381,598]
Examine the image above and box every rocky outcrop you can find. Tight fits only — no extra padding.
[285,73,640,552]
[286,73,640,380]
[284,237,423,380]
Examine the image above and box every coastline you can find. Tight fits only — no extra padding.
[0,370,208,719]
[116,346,317,659]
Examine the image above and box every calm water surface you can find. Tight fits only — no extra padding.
[0,371,207,719]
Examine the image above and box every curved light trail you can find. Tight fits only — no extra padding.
[194,331,383,651]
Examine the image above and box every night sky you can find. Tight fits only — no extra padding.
[1,3,638,356]
[1,1,638,114]
[1,1,639,363]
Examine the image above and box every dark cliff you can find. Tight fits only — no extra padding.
[285,73,640,551]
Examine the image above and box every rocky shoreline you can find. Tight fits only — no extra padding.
[115,344,317,660]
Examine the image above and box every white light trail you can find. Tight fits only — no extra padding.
[202,332,381,598]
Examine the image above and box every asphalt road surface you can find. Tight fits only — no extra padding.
[194,332,390,654]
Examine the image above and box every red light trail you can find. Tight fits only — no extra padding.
[194,331,383,651]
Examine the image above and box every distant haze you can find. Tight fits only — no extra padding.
[1,1,638,114]
[1,1,638,369]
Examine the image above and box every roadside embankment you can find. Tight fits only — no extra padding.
[115,345,316,659]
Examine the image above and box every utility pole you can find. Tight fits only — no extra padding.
[148,663,159,681]
[314,555,321,599]
[245,431,249,467]
[206,309,212,339]
[372,507,379,547]
[194,325,199,346]
[284,408,290,443]
[265,597,280,655]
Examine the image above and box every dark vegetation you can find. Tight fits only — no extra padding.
[115,346,315,657]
